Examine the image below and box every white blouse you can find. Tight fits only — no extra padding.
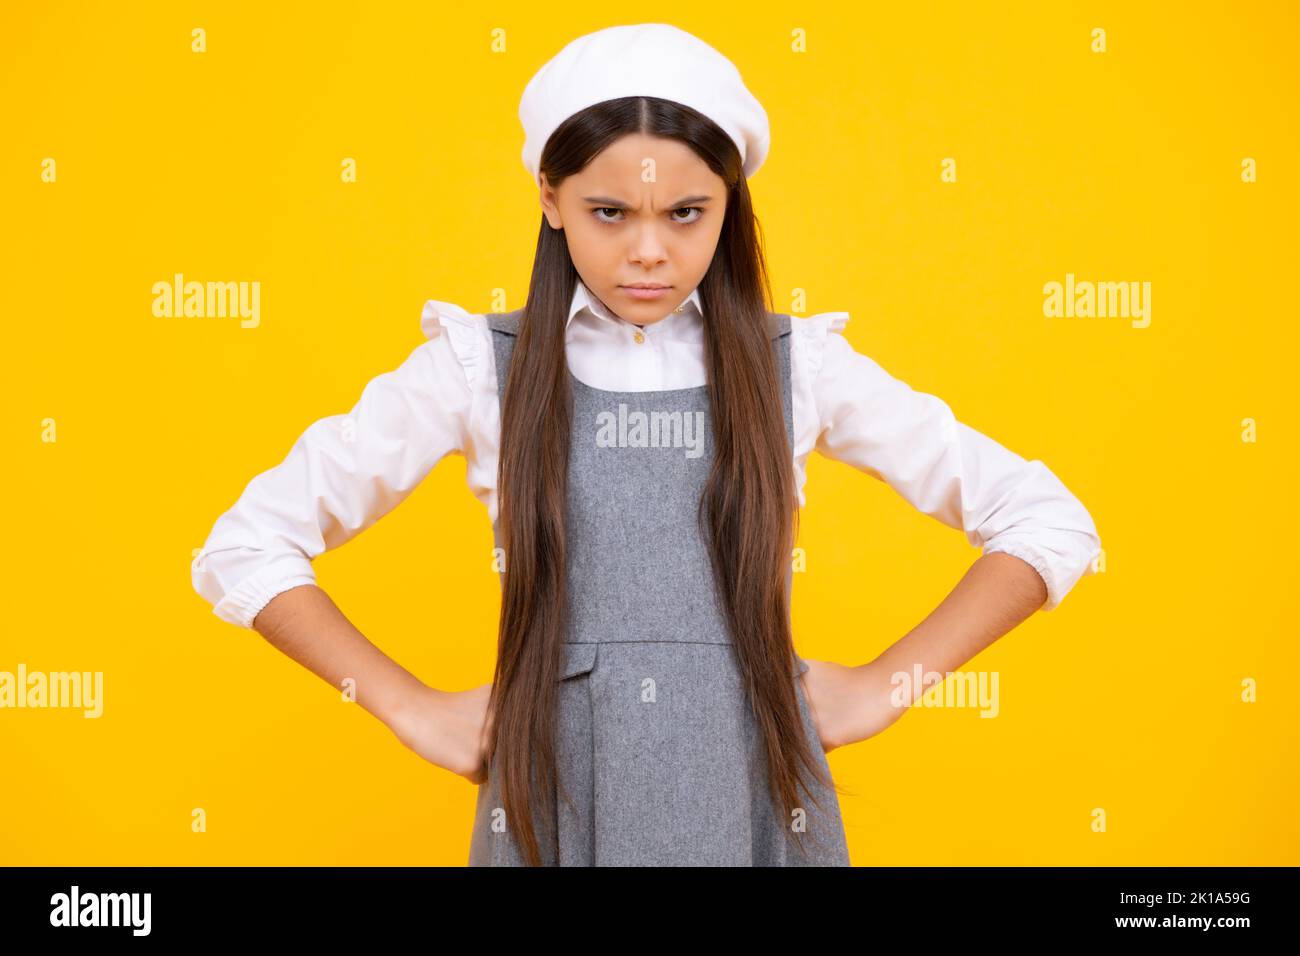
[192,280,1102,629]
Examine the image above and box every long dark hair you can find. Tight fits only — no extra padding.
[483,95,841,865]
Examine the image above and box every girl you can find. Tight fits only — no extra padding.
[192,23,1101,867]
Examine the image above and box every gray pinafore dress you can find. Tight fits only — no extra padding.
[467,308,851,866]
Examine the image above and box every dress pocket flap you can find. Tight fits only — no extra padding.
[560,642,600,680]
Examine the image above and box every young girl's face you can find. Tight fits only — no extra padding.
[539,133,727,325]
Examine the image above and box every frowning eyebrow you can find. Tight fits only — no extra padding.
[581,195,714,209]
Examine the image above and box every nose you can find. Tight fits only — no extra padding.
[627,220,669,268]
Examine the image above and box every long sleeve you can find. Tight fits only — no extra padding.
[191,301,480,629]
[806,313,1101,611]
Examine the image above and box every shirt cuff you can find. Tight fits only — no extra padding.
[212,556,317,630]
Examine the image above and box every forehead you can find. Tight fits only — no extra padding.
[572,133,721,189]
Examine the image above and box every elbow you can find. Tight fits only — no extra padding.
[1072,496,1103,577]
[190,546,222,607]
[190,545,318,630]
[1083,524,1103,576]
[981,518,1101,613]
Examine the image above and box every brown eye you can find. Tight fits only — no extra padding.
[593,207,624,223]
[672,207,703,224]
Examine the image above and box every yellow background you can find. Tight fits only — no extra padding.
[2,1,1296,865]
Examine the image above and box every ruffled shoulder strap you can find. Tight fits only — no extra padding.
[420,299,485,388]
[790,311,851,380]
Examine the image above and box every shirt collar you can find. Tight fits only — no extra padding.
[566,279,704,333]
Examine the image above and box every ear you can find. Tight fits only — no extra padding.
[538,172,564,230]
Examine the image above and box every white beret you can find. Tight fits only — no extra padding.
[518,23,770,185]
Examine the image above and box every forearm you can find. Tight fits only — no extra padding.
[871,551,1048,706]
[251,584,431,732]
